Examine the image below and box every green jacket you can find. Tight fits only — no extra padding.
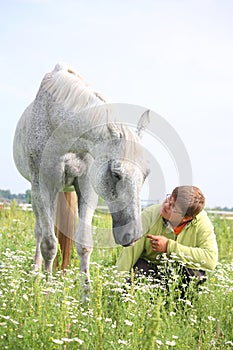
[117,204,218,272]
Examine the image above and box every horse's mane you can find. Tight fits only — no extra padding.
[41,62,108,114]
[39,63,142,155]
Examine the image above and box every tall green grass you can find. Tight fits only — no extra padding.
[0,206,233,349]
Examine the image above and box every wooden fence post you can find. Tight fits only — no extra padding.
[54,191,77,270]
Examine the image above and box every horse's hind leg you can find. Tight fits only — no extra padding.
[33,218,43,271]
[30,188,43,271]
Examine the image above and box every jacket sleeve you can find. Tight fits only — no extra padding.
[117,237,146,272]
[167,215,218,271]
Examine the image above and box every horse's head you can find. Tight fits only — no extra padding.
[92,110,150,247]
[107,158,149,246]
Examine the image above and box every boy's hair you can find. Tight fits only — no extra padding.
[172,186,205,218]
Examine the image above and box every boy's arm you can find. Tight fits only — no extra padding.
[117,236,146,271]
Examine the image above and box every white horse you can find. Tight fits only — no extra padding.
[13,63,150,298]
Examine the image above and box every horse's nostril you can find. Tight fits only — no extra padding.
[122,235,141,247]
[123,233,131,245]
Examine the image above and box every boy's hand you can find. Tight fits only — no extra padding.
[146,234,168,253]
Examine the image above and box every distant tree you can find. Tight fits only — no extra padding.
[0,189,30,203]
[0,189,12,200]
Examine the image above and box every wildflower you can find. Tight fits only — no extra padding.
[118,339,128,345]
[189,316,197,324]
[113,287,125,293]
[179,298,193,307]
[81,327,88,332]
[72,319,78,323]
[165,340,176,346]
[207,316,216,321]
[61,338,73,342]
[52,339,64,345]
[0,315,10,320]
[124,319,133,326]
[225,341,233,346]
[73,337,84,345]
[156,339,163,345]
[122,296,136,304]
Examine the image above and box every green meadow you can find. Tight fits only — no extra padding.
[0,204,233,349]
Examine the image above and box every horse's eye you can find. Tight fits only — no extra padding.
[112,172,121,181]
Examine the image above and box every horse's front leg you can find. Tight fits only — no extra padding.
[76,233,93,301]
[75,218,94,301]
[74,190,98,301]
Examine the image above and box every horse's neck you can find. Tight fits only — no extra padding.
[59,115,111,156]
[33,86,129,157]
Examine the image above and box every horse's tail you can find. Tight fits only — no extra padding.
[54,191,77,270]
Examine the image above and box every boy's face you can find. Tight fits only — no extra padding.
[160,194,184,224]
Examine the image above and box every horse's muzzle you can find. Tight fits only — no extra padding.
[112,224,142,247]
[122,236,141,247]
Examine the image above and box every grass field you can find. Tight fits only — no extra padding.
[0,204,233,349]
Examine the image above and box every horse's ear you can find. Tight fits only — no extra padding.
[107,123,122,139]
[136,110,150,138]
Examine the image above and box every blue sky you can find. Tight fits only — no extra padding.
[1,0,233,207]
